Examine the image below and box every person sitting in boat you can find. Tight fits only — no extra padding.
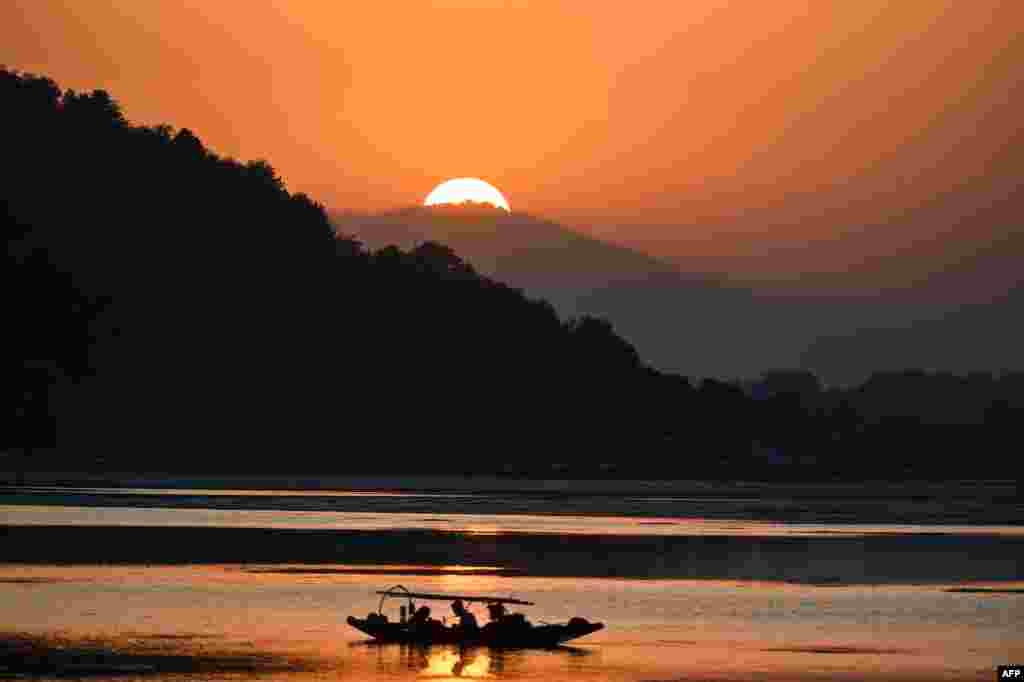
[409,605,445,636]
[487,602,532,626]
[481,602,506,638]
[409,605,431,628]
[486,602,507,623]
[450,599,479,634]
[482,601,531,636]
[505,611,531,631]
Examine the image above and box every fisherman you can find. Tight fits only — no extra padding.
[451,599,479,634]
[487,601,531,631]
[409,605,431,628]
[481,602,505,637]
[486,602,507,623]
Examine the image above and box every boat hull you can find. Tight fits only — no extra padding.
[346,616,604,648]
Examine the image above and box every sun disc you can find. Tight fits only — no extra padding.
[424,178,510,212]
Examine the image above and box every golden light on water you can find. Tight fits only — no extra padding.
[421,649,492,678]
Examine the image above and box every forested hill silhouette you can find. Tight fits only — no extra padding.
[1,68,677,471]
[335,208,1024,385]
[3,69,1020,479]
[335,206,780,381]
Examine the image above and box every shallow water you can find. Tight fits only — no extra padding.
[4,502,1024,537]
[2,482,1021,525]
[2,564,1021,681]
[2,484,1021,680]
[3,506,1022,584]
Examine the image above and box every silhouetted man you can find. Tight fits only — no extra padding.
[450,599,479,634]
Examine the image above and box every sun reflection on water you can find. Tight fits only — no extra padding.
[420,648,492,678]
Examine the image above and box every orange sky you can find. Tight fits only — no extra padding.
[5,1,1021,295]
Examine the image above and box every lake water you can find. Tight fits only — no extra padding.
[1,483,1021,681]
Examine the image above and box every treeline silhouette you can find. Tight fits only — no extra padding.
[3,69,1020,480]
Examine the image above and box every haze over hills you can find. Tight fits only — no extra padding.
[333,206,769,380]
[802,284,1024,383]
[334,206,1021,384]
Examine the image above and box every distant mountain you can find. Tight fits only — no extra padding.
[802,285,1024,384]
[333,206,801,380]
[333,206,1024,384]
[336,204,709,292]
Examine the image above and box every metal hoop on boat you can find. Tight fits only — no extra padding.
[378,584,416,615]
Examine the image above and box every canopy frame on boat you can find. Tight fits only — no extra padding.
[376,585,534,615]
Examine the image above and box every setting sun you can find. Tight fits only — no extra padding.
[424,178,510,212]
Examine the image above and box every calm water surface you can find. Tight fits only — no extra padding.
[3,564,1021,681]
[2,485,1021,680]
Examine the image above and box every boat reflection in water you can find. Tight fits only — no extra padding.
[360,643,593,679]
[420,648,492,678]
[367,644,496,678]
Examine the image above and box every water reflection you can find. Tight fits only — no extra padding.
[4,562,1016,681]
[4,504,1021,537]
[5,483,1021,530]
[355,643,590,679]
[419,648,491,678]
[361,644,495,679]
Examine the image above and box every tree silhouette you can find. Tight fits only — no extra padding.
[3,67,1019,480]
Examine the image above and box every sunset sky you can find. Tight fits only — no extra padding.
[6,1,1021,298]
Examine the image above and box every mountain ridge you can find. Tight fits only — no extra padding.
[333,207,818,380]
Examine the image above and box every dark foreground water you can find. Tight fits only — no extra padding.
[1,482,1021,680]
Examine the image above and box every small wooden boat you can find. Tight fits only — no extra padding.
[347,585,604,648]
